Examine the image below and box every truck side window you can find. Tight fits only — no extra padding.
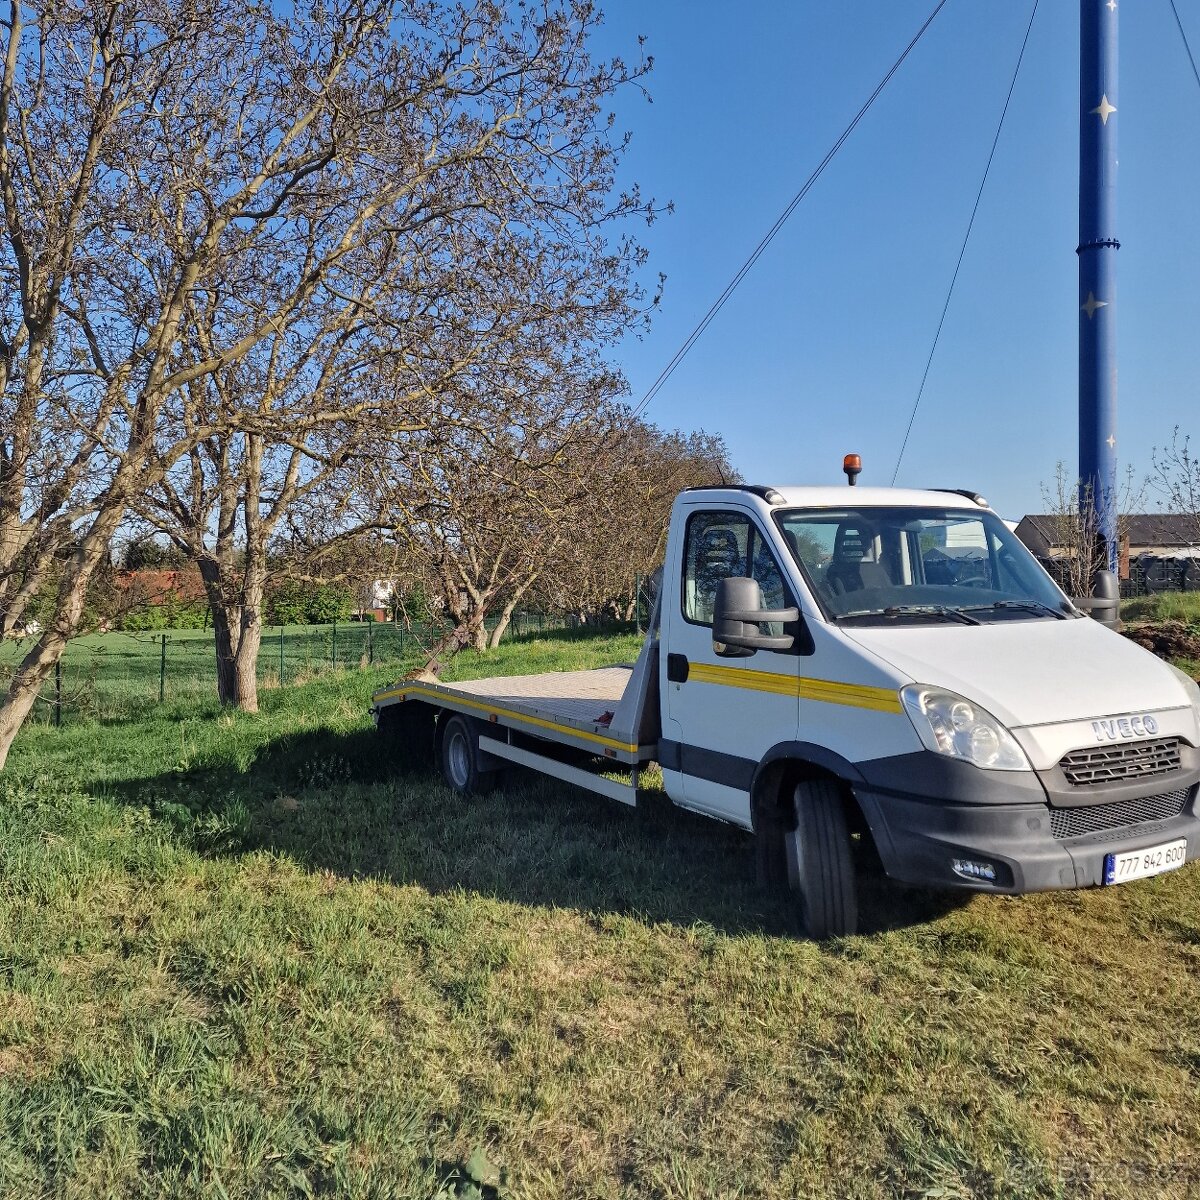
[684,511,750,624]
[683,511,791,627]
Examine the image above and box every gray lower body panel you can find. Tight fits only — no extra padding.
[855,750,1200,893]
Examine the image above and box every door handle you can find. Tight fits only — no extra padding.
[666,653,689,683]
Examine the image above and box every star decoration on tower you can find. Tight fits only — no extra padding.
[1106,434,1116,449]
[1081,292,1108,319]
[1106,0,1117,11]
[1092,95,1117,125]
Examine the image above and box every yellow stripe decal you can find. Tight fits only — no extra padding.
[688,663,795,696]
[686,662,902,713]
[799,678,903,713]
[373,684,639,753]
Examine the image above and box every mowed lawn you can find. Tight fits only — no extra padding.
[1,632,1199,1198]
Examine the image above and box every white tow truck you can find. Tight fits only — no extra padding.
[372,478,1200,936]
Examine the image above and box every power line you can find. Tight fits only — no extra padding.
[629,0,953,422]
[891,0,1040,485]
[1168,0,1200,93]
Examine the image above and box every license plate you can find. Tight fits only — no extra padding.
[1103,838,1188,886]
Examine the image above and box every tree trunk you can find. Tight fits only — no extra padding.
[233,618,261,711]
[2,576,39,635]
[487,600,518,649]
[208,601,263,711]
[199,555,265,713]
[0,522,112,769]
[468,619,488,653]
[0,626,68,770]
[486,577,535,650]
[211,605,239,704]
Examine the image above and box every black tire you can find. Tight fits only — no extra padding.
[785,778,858,938]
[439,714,497,795]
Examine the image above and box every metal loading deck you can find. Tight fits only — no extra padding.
[372,664,657,764]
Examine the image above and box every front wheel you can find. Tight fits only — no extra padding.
[785,778,858,938]
[439,714,497,795]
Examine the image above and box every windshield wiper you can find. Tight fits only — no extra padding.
[963,600,1073,621]
[839,605,981,626]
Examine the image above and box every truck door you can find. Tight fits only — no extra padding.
[662,507,800,827]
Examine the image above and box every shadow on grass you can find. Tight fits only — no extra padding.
[111,724,969,940]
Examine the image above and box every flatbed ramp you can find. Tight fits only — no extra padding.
[373,663,658,765]
[437,666,632,727]
[373,593,662,802]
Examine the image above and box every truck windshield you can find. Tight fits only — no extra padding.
[775,506,1078,624]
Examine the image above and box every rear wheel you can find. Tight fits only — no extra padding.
[785,777,858,938]
[439,714,497,795]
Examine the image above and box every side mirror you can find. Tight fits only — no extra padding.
[1073,567,1121,631]
[713,576,800,657]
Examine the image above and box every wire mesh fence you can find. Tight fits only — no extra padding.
[1,572,661,729]
[0,603,657,729]
[1036,555,1200,599]
[0,616,532,728]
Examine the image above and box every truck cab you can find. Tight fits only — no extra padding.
[373,482,1200,937]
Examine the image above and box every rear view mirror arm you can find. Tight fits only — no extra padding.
[720,606,800,624]
[716,631,797,652]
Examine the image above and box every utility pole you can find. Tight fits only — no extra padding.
[1078,0,1119,577]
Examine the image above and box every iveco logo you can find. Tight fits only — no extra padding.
[1092,714,1160,742]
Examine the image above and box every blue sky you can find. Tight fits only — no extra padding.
[591,1,1200,520]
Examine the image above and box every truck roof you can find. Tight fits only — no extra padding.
[681,484,989,510]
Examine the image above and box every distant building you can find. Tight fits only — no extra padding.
[117,567,207,607]
[1015,513,1200,578]
[358,579,397,622]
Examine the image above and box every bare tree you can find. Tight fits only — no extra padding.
[137,0,654,711]
[1151,427,1200,546]
[1039,462,1144,596]
[363,361,624,657]
[538,418,732,622]
[0,0,655,757]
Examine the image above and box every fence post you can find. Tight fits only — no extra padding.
[54,659,62,728]
[279,626,285,685]
[159,633,167,703]
[331,618,337,668]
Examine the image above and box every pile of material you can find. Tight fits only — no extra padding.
[1122,619,1200,664]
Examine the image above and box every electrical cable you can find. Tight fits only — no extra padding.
[628,0,953,424]
[1167,0,1200,93]
[890,0,1040,485]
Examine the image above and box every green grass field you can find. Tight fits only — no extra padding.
[1121,591,1200,626]
[2,632,1200,1198]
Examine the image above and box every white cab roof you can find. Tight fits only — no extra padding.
[680,486,989,510]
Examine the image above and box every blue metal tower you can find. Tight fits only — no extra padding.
[1078,0,1119,575]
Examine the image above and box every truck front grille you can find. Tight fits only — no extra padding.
[1059,738,1181,786]
[1049,788,1190,840]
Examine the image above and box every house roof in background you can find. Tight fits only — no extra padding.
[116,568,206,606]
[1015,513,1199,551]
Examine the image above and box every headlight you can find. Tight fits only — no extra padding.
[900,684,1031,771]
[1167,663,1200,717]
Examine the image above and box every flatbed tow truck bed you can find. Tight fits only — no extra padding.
[373,634,662,804]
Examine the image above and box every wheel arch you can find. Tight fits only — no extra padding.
[744,739,878,902]
[750,741,868,833]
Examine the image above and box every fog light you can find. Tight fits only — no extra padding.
[952,858,997,882]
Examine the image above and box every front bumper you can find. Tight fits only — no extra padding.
[854,750,1200,893]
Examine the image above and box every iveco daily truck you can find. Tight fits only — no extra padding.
[373,481,1200,937]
